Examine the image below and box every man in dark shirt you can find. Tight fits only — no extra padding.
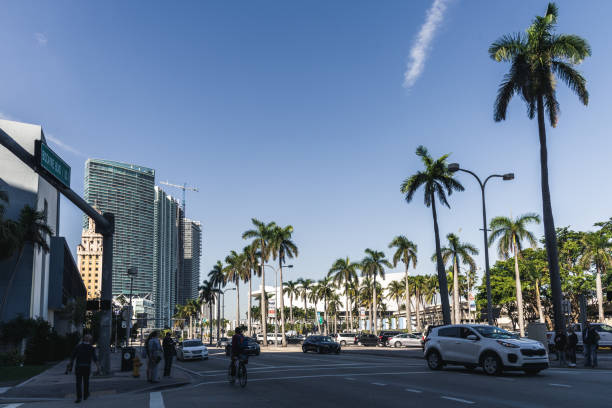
[69,334,99,403]
[162,332,176,377]
[229,327,245,379]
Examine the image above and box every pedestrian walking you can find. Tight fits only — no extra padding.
[567,326,578,367]
[162,332,176,377]
[582,322,600,368]
[68,334,100,403]
[553,328,567,367]
[146,331,163,383]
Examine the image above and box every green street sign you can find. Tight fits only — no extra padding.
[35,140,71,188]
[318,316,323,324]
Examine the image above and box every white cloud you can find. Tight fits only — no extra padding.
[46,134,86,157]
[34,32,48,46]
[403,0,450,88]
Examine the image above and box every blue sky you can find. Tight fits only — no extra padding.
[1,1,611,321]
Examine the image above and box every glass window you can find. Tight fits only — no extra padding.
[460,327,477,339]
[473,326,517,339]
[437,327,460,338]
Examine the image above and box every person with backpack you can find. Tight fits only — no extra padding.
[68,334,100,403]
[162,332,176,377]
[145,331,162,382]
[567,326,578,367]
[553,329,567,367]
[583,322,600,368]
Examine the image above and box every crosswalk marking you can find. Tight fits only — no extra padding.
[150,392,164,408]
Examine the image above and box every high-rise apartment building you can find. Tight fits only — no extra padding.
[153,187,180,327]
[179,219,201,304]
[77,214,104,299]
[84,159,155,299]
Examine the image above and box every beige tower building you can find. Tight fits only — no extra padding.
[77,215,103,299]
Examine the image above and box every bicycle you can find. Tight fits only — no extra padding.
[228,354,248,388]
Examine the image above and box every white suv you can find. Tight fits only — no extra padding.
[424,324,549,375]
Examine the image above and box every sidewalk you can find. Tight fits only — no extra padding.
[0,350,191,401]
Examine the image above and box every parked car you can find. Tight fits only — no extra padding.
[177,339,209,361]
[356,333,379,346]
[225,337,261,356]
[216,337,230,348]
[256,333,284,344]
[302,336,341,354]
[387,333,421,348]
[424,324,549,376]
[287,335,305,344]
[333,333,357,346]
[378,331,401,346]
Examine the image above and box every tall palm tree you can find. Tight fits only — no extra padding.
[386,280,404,327]
[360,249,392,335]
[0,205,53,320]
[242,218,276,346]
[359,277,374,332]
[328,257,359,332]
[580,231,612,322]
[269,225,298,346]
[208,261,225,341]
[297,278,313,327]
[224,250,247,330]
[283,280,299,327]
[198,279,215,343]
[328,294,342,333]
[436,233,478,324]
[316,277,335,335]
[488,213,540,336]
[308,282,322,333]
[184,299,199,338]
[400,146,463,324]
[243,244,260,336]
[388,236,418,333]
[411,275,426,330]
[490,2,591,331]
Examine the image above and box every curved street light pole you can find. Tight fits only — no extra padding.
[448,163,514,325]
[263,263,293,346]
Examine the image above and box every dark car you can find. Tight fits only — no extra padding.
[378,331,401,346]
[287,335,305,344]
[356,333,378,347]
[302,336,341,354]
[225,337,261,356]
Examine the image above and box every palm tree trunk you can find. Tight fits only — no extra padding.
[415,287,421,331]
[453,257,460,324]
[260,241,267,346]
[279,261,287,347]
[348,297,353,332]
[431,197,451,324]
[289,294,294,328]
[236,282,240,330]
[537,95,563,332]
[535,278,545,323]
[405,265,412,333]
[0,246,24,320]
[373,277,378,336]
[596,264,604,322]
[345,288,349,333]
[303,295,308,330]
[368,302,373,333]
[248,272,253,336]
[324,296,328,336]
[216,286,221,342]
[209,301,213,345]
[315,300,321,333]
[513,237,525,337]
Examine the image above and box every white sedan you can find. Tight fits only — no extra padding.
[177,339,209,361]
[388,333,422,348]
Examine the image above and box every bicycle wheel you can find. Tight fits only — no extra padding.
[228,363,235,384]
[238,363,247,388]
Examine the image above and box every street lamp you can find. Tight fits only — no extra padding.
[263,264,293,346]
[448,163,514,325]
[126,267,138,345]
[222,287,236,333]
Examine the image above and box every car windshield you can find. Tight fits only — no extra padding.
[473,326,517,339]
[320,337,333,343]
[184,340,203,347]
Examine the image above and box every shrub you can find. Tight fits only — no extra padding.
[0,350,24,366]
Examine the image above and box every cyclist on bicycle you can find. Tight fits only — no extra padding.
[229,327,245,378]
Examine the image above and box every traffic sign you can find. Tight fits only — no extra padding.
[35,140,71,188]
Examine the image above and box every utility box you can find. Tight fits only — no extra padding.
[527,322,548,350]
[121,347,135,371]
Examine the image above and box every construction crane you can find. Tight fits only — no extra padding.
[160,181,198,215]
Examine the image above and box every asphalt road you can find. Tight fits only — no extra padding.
[5,346,612,408]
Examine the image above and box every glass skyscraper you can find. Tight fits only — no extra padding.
[179,219,201,305]
[84,159,155,299]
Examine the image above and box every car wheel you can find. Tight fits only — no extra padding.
[302,346,307,353]
[340,340,346,346]
[426,350,443,370]
[482,353,502,376]
[394,341,402,348]
[524,369,540,376]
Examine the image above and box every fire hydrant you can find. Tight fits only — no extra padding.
[132,355,142,378]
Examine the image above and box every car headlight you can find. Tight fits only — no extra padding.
[497,340,520,348]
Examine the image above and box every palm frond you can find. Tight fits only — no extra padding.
[488,33,526,61]
[552,61,588,105]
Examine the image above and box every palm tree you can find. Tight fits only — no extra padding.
[580,231,612,322]
[328,257,359,332]
[283,280,300,327]
[388,236,418,332]
[185,299,199,338]
[490,2,591,331]
[242,218,276,346]
[198,280,215,343]
[436,233,478,324]
[317,277,335,335]
[328,294,342,333]
[411,275,427,330]
[224,250,247,330]
[297,278,313,327]
[269,225,298,347]
[488,213,540,336]
[386,280,404,327]
[208,261,225,341]
[359,277,374,332]
[424,274,440,324]
[0,205,54,320]
[308,282,322,333]
[243,244,260,336]
[360,249,392,335]
[400,146,463,324]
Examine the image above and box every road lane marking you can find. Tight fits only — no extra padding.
[3,404,24,408]
[174,365,203,376]
[150,392,164,408]
[405,388,422,393]
[196,362,413,375]
[441,396,475,404]
[371,382,387,386]
[345,377,355,381]
[548,383,572,388]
